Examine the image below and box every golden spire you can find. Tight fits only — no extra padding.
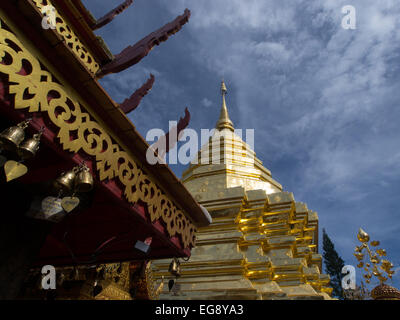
[216,80,234,131]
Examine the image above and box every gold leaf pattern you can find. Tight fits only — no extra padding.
[32,0,100,74]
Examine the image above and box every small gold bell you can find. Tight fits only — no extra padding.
[0,120,30,151]
[18,129,44,160]
[168,258,181,277]
[54,168,78,193]
[74,164,93,193]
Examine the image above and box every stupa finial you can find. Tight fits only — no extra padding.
[216,80,234,131]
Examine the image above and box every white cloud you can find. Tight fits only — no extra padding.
[201,97,213,108]
[172,0,298,32]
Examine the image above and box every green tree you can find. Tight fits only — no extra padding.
[322,228,345,299]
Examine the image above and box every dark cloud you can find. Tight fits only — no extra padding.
[83,0,400,288]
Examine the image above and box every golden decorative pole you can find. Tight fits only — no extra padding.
[354,228,400,300]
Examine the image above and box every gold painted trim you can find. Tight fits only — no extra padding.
[32,0,100,74]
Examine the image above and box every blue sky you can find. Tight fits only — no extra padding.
[83,0,400,290]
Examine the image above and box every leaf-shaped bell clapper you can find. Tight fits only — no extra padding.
[168,258,181,277]
[74,164,93,193]
[0,119,30,151]
[54,167,79,193]
[17,128,44,160]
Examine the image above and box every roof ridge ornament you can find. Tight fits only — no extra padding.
[216,80,234,131]
[165,107,191,153]
[92,0,134,30]
[97,9,191,78]
[119,74,155,114]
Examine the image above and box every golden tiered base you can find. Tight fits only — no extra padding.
[153,189,332,300]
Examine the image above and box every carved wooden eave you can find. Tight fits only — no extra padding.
[148,108,191,164]
[97,9,191,78]
[0,2,211,262]
[45,0,114,65]
[120,74,155,114]
[92,0,134,30]
[165,107,191,153]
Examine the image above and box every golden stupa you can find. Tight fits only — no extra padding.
[152,81,333,300]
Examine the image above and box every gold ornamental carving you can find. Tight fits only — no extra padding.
[354,228,395,284]
[32,0,100,74]
[132,261,162,300]
[0,22,196,248]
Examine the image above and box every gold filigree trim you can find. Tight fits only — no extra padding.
[32,0,100,74]
[0,22,196,248]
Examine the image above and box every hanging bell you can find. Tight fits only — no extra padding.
[18,129,44,160]
[168,258,181,277]
[0,119,30,151]
[74,164,93,193]
[53,167,78,193]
